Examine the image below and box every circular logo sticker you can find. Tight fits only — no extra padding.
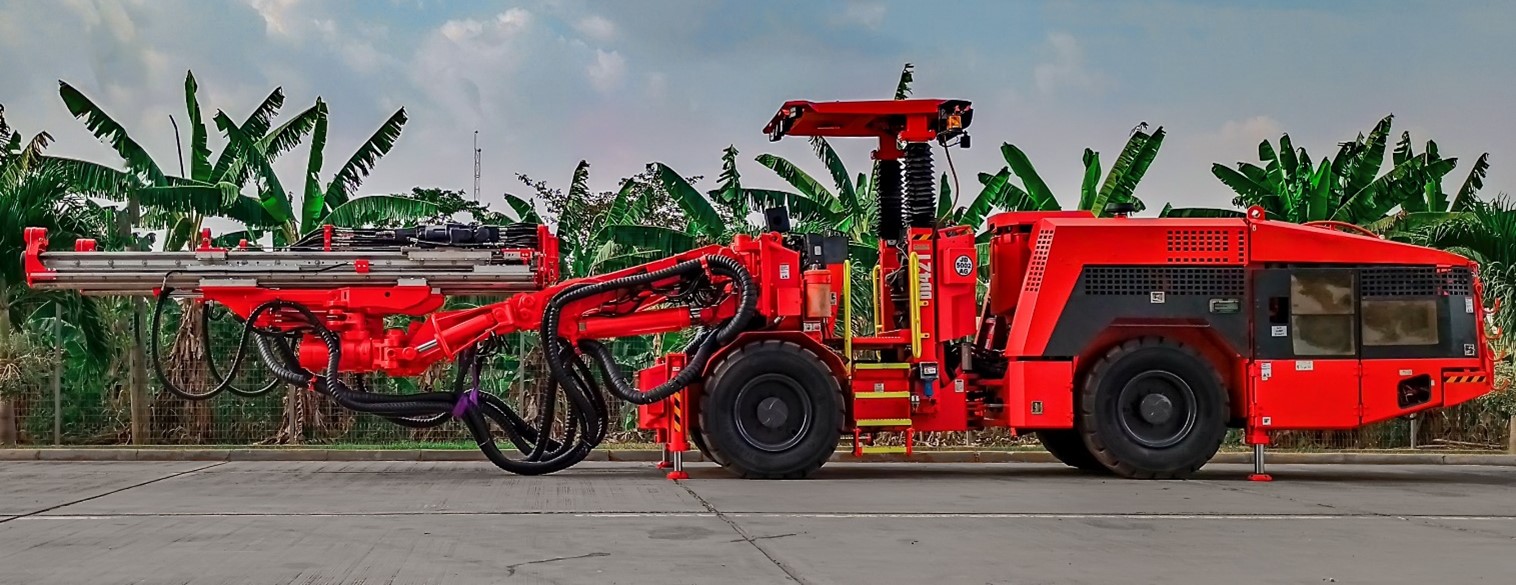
[954,255,973,277]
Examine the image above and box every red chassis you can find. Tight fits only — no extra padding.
[22,97,1499,480]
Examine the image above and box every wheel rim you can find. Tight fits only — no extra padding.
[733,373,813,452]
[1115,370,1196,449]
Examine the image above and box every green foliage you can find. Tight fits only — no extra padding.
[1207,114,1486,230]
[996,125,1165,217]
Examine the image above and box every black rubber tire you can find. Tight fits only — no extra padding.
[699,340,843,479]
[689,423,729,467]
[1077,337,1228,479]
[1035,430,1108,473]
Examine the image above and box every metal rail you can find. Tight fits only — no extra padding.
[28,248,542,297]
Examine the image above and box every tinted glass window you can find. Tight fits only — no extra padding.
[1362,299,1439,346]
[1291,271,1356,356]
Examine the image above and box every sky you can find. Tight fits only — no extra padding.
[2,0,1513,222]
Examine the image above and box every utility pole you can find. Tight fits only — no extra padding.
[473,131,482,203]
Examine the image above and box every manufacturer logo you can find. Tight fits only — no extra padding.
[1149,291,1166,304]
[953,255,973,277]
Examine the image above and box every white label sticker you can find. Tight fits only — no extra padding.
[1465,343,1477,357]
[1262,416,1273,426]
[1466,298,1475,314]
[1399,369,1414,376]
[1271,325,1288,337]
[874,382,885,392]
[1296,360,1314,371]
[1150,291,1166,304]
[1260,362,1272,381]
[954,255,973,277]
[954,379,965,393]
[802,321,822,332]
[779,264,791,280]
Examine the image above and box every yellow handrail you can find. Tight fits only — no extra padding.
[871,264,883,333]
[907,251,922,359]
[842,260,852,362]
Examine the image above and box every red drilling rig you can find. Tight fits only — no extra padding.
[24,98,1499,480]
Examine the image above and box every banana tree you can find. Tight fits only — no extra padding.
[1187,115,1484,230]
[993,125,1166,219]
[58,72,313,250]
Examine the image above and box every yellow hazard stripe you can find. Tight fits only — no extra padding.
[1444,375,1489,384]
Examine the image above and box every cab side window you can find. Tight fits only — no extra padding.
[1290,270,1355,356]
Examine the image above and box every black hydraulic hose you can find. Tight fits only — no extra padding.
[200,302,283,398]
[569,255,757,405]
[157,251,749,477]
[149,289,275,401]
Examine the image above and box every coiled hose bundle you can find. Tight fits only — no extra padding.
[143,254,756,475]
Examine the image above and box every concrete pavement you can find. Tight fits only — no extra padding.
[1,460,1514,584]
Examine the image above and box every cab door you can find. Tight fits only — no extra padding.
[1249,267,1361,429]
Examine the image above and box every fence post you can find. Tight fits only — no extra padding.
[52,302,61,446]
[1508,415,1515,455]
[128,298,149,445]
[1409,414,1418,449]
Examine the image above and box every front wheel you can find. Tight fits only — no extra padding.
[1078,337,1229,479]
[698,340,843,479]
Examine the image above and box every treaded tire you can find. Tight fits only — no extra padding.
[1078,337,1228,479]
[689,424,728,467]
[1035,430,1108,473]
[699,340,843,479]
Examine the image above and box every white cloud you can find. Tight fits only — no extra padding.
[836,0,887,29]
[1033,32,1106,95]
[587,49,626,93]
[245,0,303,37]
[1200,116,1284,163]
[574,14,617,42]
[413,8,537,117]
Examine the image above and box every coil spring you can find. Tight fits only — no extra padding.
[904,143,936,229]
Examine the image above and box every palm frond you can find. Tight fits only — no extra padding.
[300,100,329,230]
[1451,152,1490,212]
[605,224,696,253]
[893,63,914,100]
[755,153,835,204]
[502,192,542,223]
[215,111,293,224]
[184,72,212,182]
[999,142,1057,209]
[653,163,725,238]
[320,195,440,232]
[324,107,406,207]
[58,80,166,184]
[808,137,853,210]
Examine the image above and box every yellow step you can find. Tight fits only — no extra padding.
[859,445,908,454]
[856,418,913,427]
[853,391,910,399]
[853,362,911,370]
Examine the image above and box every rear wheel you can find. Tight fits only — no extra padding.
[1035,430,1108,473]
[699,340,843,479]
[1078,337,1228,479]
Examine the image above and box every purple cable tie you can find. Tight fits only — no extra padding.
[451,363,484,418]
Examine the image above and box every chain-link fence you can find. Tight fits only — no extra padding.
[1,296,1512,450]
